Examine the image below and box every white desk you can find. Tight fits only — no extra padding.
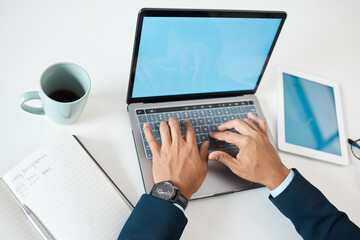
[1,1,360,239]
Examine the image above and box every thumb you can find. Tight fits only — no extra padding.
[208,151,236,169]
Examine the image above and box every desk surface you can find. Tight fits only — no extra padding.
[1,0,360,239]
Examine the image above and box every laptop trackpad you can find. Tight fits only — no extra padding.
[192,150,255,199]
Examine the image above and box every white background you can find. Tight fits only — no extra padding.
[1,0,360,239]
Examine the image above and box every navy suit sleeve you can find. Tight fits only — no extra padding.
[118,194,187,240]
[270,169,360,240]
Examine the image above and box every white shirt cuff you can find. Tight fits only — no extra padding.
[269,169,295,198]
[173,203,185,212]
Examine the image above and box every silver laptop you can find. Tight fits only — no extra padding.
[126,8,286,199]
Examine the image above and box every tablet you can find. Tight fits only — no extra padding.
[276,66,349,165]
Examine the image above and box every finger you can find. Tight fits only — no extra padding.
[168,117,182,144]
[217,119,257,136]
[209,131,248,148]
[208,151,237,170]
[248,112,267,136]
[183,120,196,144]
[143,123,160,152]
[242,118,257,131]
[199,141,209,163]
[159,120,171,146]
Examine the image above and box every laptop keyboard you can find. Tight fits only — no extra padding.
[136,101,258,159]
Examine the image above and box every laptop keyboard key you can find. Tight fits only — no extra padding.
[180,128,185,137]
[227,143,237,148]
[189,119,197,126]
[174,112,182,119]
[215,109,222,115]
[147,115,156,122]
[205,118,214,125]
[230,107,238,114]
[154,122,161,130]
[194,127,201,134]
[164,112,174,119]
[199,134,209,142]
[138,115,147,123]
[144,140,150,149]
[145,150,152,159]
[153,130,160,139]
[197,118,205,125]
[245,106,256,113]
[155,114,165,122]
[210,125,218,132]
[182,111,191,119]
[214,117,221,124]
[201,126,210,134]
[190,111,199,118]
[199,110,207,117]
[223,108,230,115]
[209,140,227,149]
[206,109,215,116]
[221,116,229,123]
[238,106,245,113]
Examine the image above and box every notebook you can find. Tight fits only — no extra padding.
[0,132,132,239]
[126,9,287,199]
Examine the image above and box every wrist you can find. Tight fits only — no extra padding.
[150,181,189,210]
[266,167,290,191]
[172,183,191,200]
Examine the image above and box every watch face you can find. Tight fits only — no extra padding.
[153,182,175,200]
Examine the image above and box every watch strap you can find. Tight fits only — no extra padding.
[173,189,188,210]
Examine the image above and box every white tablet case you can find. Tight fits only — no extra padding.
[276,66,349,165]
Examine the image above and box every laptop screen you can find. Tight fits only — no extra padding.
[127,10,286,103]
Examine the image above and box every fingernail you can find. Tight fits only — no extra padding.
[183,120,190,126]
[208,153,217,160]
[160,120,167,125]
[143,123,149,129]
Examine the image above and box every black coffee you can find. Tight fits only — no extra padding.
[49,89,82,102]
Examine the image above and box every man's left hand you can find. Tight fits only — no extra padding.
[144,118,209,199]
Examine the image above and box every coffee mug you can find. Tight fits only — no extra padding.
[19,62,91,125]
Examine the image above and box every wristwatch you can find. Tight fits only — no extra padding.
[150,181,188,210]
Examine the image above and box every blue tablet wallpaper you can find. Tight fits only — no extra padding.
[283,73,341,156]
[132,17,282,98]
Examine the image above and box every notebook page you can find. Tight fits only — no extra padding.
[0,180,40,240]
[3,133,132,240]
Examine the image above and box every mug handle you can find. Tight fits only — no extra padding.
[19,91,45,115]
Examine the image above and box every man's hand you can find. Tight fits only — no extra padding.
[209,112,290,190]
[144,118,209,199]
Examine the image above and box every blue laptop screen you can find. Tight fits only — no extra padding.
[283,73,341,156]
[132,17,282,98]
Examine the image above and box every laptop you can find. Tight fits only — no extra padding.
[126,8,286,199]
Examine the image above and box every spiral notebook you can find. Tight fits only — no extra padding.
[0,132,132,239]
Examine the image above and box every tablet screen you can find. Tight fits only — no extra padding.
[283,73,341,156]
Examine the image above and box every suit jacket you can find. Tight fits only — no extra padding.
[118,194,187,240]
[270,169,360,240]
[119,169,360,240]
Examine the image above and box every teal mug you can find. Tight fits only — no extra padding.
[19,63,91,125]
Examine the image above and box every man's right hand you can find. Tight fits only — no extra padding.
[208,112,290,190]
